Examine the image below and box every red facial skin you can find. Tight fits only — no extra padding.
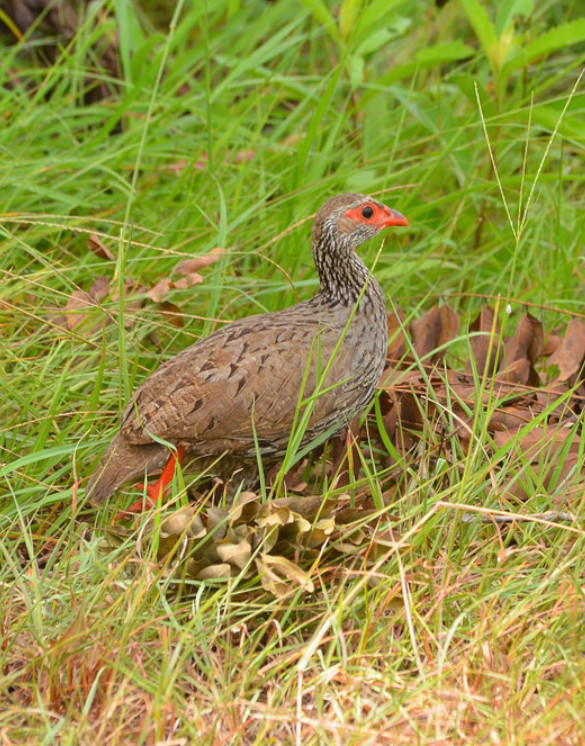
[344,202,409,229]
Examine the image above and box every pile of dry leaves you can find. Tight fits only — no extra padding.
[120,492,397,597]
[379,303,585,504]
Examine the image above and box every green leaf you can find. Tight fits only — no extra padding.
[356,0,407,39]
[500,20,585,81]
[361,41,474,107]
[451,74,496,117]
[416,40,476,65]
[347,53,365,90]
[526,107,585,140]
[300,0,341,43]
[460,0,497,56]
[0,443,89,479]
[356,27,394,57]
[339,0,409,48]
[523,19,585,61]
[339,0,360,40]
[495,0,533,36]
[345,169,378,192]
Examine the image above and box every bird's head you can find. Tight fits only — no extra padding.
[313,192,409,254]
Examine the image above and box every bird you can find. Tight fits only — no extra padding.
[86,193,409,509]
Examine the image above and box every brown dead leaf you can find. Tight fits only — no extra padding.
[410,303,460,362]
[541,331,562,358]
[493,425,582,505]
[166,159,188,173]
[158,301,184,328]
[48,276,146,336]
[381,402,398,443]
[487,405,532,432]
[87,233,115,261]
[235,149,255,163]
[174,247,226,275]
[377,305,585,511]
[145,260,212,304]
[89,276,111,302]
[465,305,502,377]
[534,382,578,422]
[146,277,173,303]
[438,303,461,348]
[330,418,361,490]
[110,279,145,329]
[59,276,111,332]
[410,305,442,360]
[63,290,93,330]
[396,389,424,429]
[546,317,585,385]
[173,274,204,290]
[497,358,531,386]
[497,313,543,387]
[387,306,407,361]
[382,367,425,389]
[505,312,543,365]
[172,150,255,171]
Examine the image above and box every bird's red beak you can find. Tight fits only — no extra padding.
[376,207,409,228]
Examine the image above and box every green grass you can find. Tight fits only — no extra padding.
[2,0,585,742]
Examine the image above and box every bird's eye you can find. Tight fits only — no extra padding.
[361,205,374,219]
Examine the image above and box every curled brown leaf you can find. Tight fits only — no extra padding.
[174,247,226,275]
[87,233,115,261]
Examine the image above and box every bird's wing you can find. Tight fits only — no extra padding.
[120,305,363,449]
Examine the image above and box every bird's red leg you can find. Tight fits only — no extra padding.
[113,445,185,521]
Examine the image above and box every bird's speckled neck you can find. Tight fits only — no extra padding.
[312,223,386,311]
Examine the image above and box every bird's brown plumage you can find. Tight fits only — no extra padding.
[86,193,408,505]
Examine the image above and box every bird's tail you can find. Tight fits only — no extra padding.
[85,434,167,505]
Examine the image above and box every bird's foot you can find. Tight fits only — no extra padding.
[113,446,185,522]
